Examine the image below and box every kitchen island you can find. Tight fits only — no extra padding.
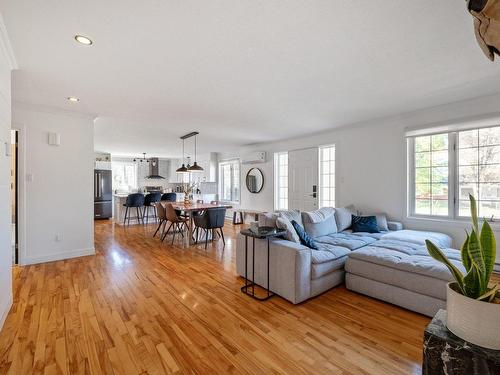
[113,193,217,225]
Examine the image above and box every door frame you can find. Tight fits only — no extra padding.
[11,123,26,265]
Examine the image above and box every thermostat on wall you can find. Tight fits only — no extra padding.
[48,132,61,146]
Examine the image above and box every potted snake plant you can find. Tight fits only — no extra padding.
[426,194,500,349]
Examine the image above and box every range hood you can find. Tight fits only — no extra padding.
[145,158,165,179]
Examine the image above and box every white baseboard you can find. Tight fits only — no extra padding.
[22,247,96,265]
[0,293,13,331]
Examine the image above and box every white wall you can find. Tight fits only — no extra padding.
[221,93,500,268]
[0,14,15,329]
[13,104,95,264]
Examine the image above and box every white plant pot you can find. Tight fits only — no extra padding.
[446,282,500,350]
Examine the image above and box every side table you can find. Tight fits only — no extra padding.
[423,309,500,374]
[240,226,286,301]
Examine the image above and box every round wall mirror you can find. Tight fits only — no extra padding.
[246,168,264,193]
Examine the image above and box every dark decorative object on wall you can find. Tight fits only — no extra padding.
[245,168,264,193]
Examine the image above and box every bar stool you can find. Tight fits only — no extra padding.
[143,192,161,224]
[123,193,145,225]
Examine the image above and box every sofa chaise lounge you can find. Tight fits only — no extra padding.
[235,207,462,317]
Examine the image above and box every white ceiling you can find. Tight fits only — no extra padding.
[2,0,500,157]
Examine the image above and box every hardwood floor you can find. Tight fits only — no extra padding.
[0,220,432,374]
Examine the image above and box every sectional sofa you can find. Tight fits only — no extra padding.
[235,207,464,317]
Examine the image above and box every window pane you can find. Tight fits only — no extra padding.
[479,201,500,218]
[431,134,448,151]
[432,199,448,216]
[415,136,430,152]
[319,146,335,208]
[432,150,448,167]
[459,183,478,200]
[416,168,431,184]
[479,165,500,182]
[479,184,500,201]
[459,129,478,148]
[479,127,500,146]
[415,152,430,168]
[432,183,448,200]
[459,166,478,183]
[479,146,500,165]
[415,199,431,215]
[432,167,448,183]
[416,184,431,199]
[274,152,288,210]
[459,147,478,166]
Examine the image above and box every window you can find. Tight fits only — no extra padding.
[319,145,335,208]
[458,127,500,218]
[112,161,138,191]
[408,125,500,219]
[219,159,240,203]
[274,152,288,210]
[413,133,449,216]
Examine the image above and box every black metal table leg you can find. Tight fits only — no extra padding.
[240,229,277,301]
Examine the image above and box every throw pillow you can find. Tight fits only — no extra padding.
[301,207,337,238]
[276,215,300,243]
[278,209,303,227]
[291,220,318,249]
[334,205,357,231]
[351,215,380,233]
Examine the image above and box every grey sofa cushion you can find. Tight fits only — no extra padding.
[279,209,303,227]
[381,229,452,248]
[311,243,350,264]
[346,239,464,300]
[314,232,377,250]
[334,205,356,231]
[301,207,337,238]
[311,257,348,279]
[276,215,300,243]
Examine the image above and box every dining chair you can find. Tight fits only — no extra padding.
[210,200,219,205]
[161,192,177,202]
[193,207,226,249]
[162,203,189,245]
[153,202,167,238]
[143,192,162,224]
[123,193,145,225]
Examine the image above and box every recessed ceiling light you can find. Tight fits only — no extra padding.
[67,96,80,102]
[74,35,93,45]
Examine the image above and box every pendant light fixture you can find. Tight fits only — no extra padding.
[187,132,203,172]
[177,132,204,173]
[176,139,188,173]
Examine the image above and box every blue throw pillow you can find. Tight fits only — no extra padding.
[291,220,318,249]
[351,215,380,233]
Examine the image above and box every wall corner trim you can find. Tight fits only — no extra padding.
[0,292,13,331]
[22,247,96,265]
[0,14,18,69]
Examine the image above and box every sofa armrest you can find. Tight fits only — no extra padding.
[387,221,403,231]
[236,233,312,304]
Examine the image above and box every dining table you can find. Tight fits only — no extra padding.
[161,201,233,246]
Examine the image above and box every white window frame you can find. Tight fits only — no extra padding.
[218,159,240,204]
[408,125,500,221]
[319,144,336,208]
[273,152,288,210]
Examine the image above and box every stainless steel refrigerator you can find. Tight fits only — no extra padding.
[94,169,112,219]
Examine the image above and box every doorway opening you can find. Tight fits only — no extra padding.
[10,129,18,264]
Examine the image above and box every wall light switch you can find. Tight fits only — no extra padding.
[48,132,61,146]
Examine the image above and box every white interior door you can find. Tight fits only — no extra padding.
[288,148,318,211]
